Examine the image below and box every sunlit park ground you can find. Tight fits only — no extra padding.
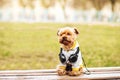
[0,22,120,70]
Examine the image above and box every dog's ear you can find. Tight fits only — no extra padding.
[74,28,79,34]
[57,29,60,36]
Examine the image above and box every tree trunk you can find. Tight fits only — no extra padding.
[110,0,115,12]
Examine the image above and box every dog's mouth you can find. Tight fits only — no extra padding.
[60,39,71,45]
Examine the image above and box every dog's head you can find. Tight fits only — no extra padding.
[57,27,79,46]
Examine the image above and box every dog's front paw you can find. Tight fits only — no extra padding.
[57,69,66,76]
[68,68,83,76]
[68,71,81,76]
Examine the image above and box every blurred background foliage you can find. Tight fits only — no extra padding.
[0,0,119,10]
[0,0,120,22]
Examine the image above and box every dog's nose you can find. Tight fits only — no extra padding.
[63,37,67,40]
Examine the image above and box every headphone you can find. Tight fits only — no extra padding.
[59,47,79,64]
[59,47,91,74]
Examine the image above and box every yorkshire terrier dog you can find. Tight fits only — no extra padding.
[57,27,83,76]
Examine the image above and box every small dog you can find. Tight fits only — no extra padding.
[57,27,83,76]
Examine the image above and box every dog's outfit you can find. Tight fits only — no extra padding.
[59,41,83,71]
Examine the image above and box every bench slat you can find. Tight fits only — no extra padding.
[0,67,120,80]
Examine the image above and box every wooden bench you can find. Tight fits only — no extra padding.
[0,67,120,80]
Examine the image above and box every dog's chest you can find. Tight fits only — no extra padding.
[62,49,77,60]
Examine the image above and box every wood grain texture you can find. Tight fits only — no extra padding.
[0,67,120,80]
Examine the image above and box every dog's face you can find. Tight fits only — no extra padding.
[57,27,79,46]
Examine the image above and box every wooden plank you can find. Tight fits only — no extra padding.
[0,67,120,74]
[87,67,120,72]
[0,69,56,73]
[0,71,120,76]
[0,73,120,80]
[0,67,119,80]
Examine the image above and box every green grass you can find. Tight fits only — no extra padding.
[0,22,120,70]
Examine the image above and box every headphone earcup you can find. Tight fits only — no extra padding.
[69,54,78,63]
[59,53,66,64]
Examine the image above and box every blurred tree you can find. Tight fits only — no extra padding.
[27,0,35,9]
[110,0,115,12]
[60,0,67,9]
[90,0,108,11]
[19,0,27,8]
[41,0,51,8]
[19,0,35,9]
[72,0,86,9]
[0,0,11,8]
[0,0,5,8]
[90,0,119,12]
[59,0,67,18]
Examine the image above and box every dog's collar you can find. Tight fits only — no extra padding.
[70,41,77,50]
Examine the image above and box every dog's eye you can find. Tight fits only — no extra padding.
[67,33,71,35]
[60,34,62,36]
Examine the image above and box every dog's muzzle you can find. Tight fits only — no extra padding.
[60,37,71,45]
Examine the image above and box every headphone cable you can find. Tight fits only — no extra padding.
[82,55,91,75]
